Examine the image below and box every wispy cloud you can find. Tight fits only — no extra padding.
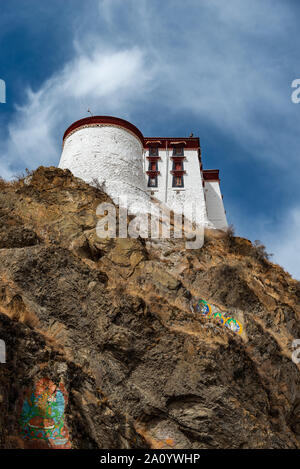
[95,0,300,166]
[3,0,298,171]
[1,0,300,277]
[0,45,155,176]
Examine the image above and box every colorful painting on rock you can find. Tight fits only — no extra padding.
[225,317,243,334]
[190,297,243,335]
[192,299,212,319]
[211,312,225,326]
[19,378,71,449]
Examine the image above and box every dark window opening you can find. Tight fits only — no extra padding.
[149,146,159,156]
[172,175,184,188]
[173,160,184,171]
[148,176,158,187]
[173,146,184,156]
[148,160,158,171]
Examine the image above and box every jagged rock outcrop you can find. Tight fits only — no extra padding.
[0,167,299,449]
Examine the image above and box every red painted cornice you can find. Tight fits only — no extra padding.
[63,116,144,146]
[203,169,220,181]
[63,116,201,150]
[144,137,200,149]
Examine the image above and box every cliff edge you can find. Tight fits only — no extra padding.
[0,167,299,449]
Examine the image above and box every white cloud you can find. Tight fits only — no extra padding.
[159,1,297,165]
[99,0,125,26]
[94,0,299,166]
[0,45,155,176]
[3,0,298,174]
[1,0,300,278]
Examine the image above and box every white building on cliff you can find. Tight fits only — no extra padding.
[58,116,228,230]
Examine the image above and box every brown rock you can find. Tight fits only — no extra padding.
[0,167,299,449]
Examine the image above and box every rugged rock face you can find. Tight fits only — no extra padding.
[0,167,299,449]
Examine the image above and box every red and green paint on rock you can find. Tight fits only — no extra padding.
[18,377,71,449]
[190,299,243,334]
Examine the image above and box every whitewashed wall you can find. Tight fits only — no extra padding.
[59,124,227,230]
[144,148,211,227]
[59,125,150,214]
[204,181,228,230]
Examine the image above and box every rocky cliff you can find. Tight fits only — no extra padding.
[0,167,299,449]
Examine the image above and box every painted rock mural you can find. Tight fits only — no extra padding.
[211,312,225,326]
[190,298,243,335]
[19,378,71,449]
[225,317,243,334]
[191,299,212,318]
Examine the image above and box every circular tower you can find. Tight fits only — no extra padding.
[59,116,149,213]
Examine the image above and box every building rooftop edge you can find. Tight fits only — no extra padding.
[63,116,200,148]
[203,169,220,181]
[63,116,145,146]
[144,137,200,148]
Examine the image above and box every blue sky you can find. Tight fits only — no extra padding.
[1,0,300,277]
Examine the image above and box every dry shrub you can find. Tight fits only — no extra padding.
[225,224,235,238]
[0,177,7,189]
[252,239,272,262]
[11,168,34,187]
[221,225,272,265]
[91,177,107,192]
[0,176,12,190]
[218,223,235,249]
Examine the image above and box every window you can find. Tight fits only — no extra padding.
[171,155,184,187]
[148,160,158,171]
[173,146,184,156]
[148,175,158,187]
[172,175,184,188]
[149,146,159,156]
[147,152,159,188]
[173,160,184,171]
